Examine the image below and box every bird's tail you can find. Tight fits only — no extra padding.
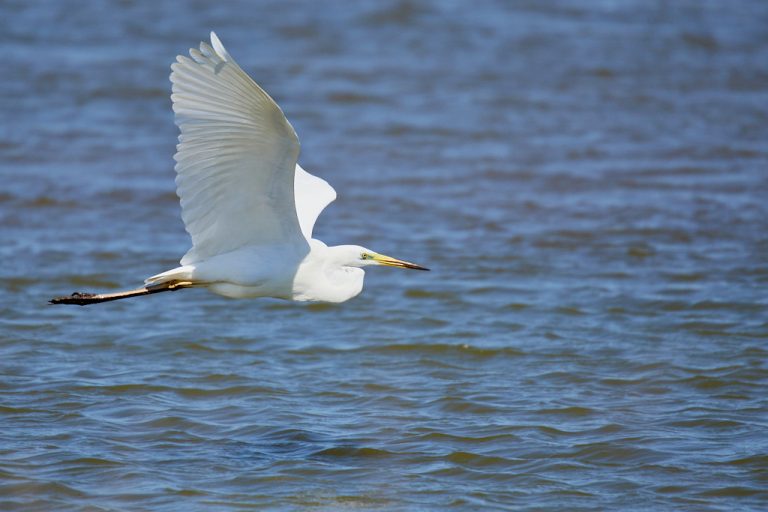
[49,280,192,306]
[144,265,195,286]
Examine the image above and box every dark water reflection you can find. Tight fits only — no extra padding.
[2,0,767,510]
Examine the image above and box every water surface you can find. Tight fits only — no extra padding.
[1,1,767,510]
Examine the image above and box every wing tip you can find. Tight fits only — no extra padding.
[209,31,230,62]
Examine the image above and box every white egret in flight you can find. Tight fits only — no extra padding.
[51,32,427,306]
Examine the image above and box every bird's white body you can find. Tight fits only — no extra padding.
[50,32,426,307]
[129,32,427,305]
[148,240,365,303]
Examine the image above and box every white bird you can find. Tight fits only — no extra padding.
[51,32,427,306]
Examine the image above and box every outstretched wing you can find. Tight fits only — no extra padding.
[171,32,307,265]
[294,163,336,240]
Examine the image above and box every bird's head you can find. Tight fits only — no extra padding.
[336,245,430,271]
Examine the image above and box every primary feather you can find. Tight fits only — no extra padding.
[171,31,313,265]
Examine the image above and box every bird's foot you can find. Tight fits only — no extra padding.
[49,291,98,305]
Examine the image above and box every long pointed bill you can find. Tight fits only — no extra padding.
[372,253,430,271]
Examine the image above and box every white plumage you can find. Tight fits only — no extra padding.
[171,32,305,264]
[146,32,427,303]
[51,32,427,307]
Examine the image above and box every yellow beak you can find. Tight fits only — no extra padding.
[372,253,430,271]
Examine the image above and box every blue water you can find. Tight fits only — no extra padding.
[2,1,767,510]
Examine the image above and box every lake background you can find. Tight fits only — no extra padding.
[1,0,767,510]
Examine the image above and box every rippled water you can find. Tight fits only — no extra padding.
[2,0,768,510]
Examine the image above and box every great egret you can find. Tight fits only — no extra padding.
[51,32,428,306]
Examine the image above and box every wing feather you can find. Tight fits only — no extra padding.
[294,164,336,240]
[171,32,306,265]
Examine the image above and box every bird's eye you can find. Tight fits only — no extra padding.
[361,253,369,260]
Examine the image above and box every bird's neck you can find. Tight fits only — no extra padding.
[291,242,365,303]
